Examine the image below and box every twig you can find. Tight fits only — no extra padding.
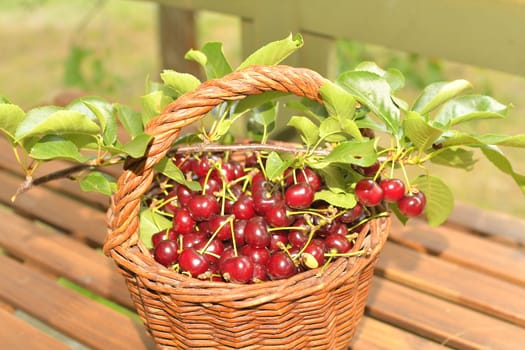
[12,163,96,202]
[170,143,331,156]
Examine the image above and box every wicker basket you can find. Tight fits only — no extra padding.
[104,65,391,349]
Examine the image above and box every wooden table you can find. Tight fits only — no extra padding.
[1,136,524,349]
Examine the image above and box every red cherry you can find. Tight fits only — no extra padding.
[188,194,219,221]
[208,215,233,241]
[172,208,196,235]
[380,178,406,202]
[285,183,315,209]
[153,240,179,267]
[324,233,352,254]
[398,191,426,217]
[340,204,364,223]
[232,194,256,220]
[196,239,224,265]
[221,256,254,284]
[265,204,293,228]
[267,251,297,280]
[151,229,177,247]
[178,248,209,278]
[176,185,194,207]
[244,216,271,248]
[355,179,384,206]
[240,245,270,265]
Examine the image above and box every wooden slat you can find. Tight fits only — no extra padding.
[0,308,71,350]
[0,254,155,350]
[377,242,525,327]
[352,316,450,350]
[0,170,107,245]
[447,202,525,246]
[389,218,525,287]
[0,206,133,308]
[368,277,525,350]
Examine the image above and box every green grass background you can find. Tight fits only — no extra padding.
[1,0,524,218]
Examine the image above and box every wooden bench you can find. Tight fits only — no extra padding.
[1,133,524,349]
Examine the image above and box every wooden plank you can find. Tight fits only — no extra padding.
[0,308,71,350]
[447,202,525,246]
[0,254,155,350]
[367,277,525,350]
[0,206,133,309]
[389,218,525,287]
[352,316,450,350]
[0,170,107,245]
[377,242,525,327]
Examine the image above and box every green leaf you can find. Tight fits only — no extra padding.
[29,135,90,162]
[354,61,405,92]
[317,166,347,193]
[319,116,347,142]
[185,42,232,79]
[141,91,172,125]
[433,95,509,127]
[139,208,172,249]
[285,99,327,123]
[429,148,477,170]
[237,33,304,69]
[322,140,377,167]
[120,133,153,158]
[319,81,356,120]
[81,98,118,146]
[155,157,201,192]
[115,104,144,138]
[481,146,525,196]
[412,79,472,115]
[340,118,363,140]
[403,111,443,151]
[314,190,357,209]
[0,103,25,142]
[265,152,291,181]
[411,175,454,226]
[160,70,201,97]
[287,116,319,147]
[79,171,117,196]
[441,131,525,148]
[246,101,278,140]
[233,91,288,116]
[15,106,100,141]
[337,70,400,134]
[0,96,12,103]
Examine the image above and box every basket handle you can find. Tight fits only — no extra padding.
[104,65,328,255]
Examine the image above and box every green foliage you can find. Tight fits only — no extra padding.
[2,34,524,233]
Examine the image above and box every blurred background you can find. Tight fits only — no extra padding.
[1,0,524,218]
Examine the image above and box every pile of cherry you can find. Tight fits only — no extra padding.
[149,153,426,284]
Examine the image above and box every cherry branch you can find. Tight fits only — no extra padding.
[12,142,330,200]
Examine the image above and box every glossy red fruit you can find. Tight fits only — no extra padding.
[355,179,384,206]
[208,215,233,241]
[300,239,326,268]
[296,168,323,191]
[340,204,364,223]
[178,248,209,278]
[232,194,256,220]
[244,216,271,248]
[151,229,177,247]
[253,188,283,215]
[153,240,179,267]
[176,184,194,207]
[180,231,207,249]
[240,245,270,265]
[267,251,297,280]
[324,233,352,254]
[380,178,406,202]
[252,263,269,283]
[196,239,224,265]
[221,256,254,284]
[397,191,426,217]
[188,194,219,221]
[285,183,315,209]
[172,208,196,234]
[265,204,293,228]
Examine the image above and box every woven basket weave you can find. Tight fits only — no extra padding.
[104,65,391,349]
